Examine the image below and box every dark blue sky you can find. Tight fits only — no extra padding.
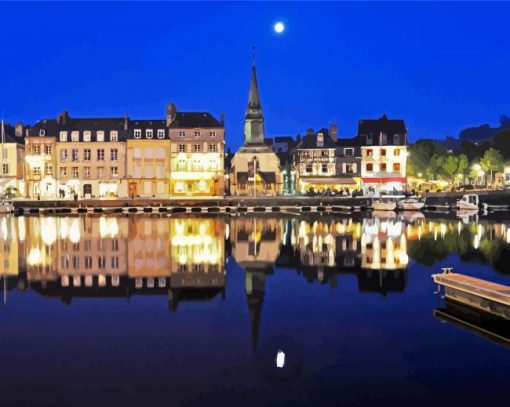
[1,1,510,149]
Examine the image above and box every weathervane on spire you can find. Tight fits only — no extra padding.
[252,45,256,66]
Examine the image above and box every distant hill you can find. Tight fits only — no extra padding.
[459,115,510,142]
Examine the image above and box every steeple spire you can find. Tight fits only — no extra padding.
[244,47,265,146]
[247,46,261,111]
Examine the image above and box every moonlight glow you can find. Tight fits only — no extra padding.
[274,22,285,34]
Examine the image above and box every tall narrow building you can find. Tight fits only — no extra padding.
[230,57,282,196]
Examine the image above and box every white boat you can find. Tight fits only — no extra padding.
[456,194,480,211]
[398,198,425,211]
[372,199,397,211]
[0,201,13,214]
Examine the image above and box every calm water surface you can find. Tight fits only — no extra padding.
[0,212,509,406]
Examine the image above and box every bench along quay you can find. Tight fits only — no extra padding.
[433,270,510,320]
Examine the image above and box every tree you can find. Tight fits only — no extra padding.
[407,139,447,179]
[480,148,504,186]
[433,153,468,185]
[492,129,510,159]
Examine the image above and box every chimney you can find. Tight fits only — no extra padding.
[124,114,129,130]
[330,123,338,142]
[166,103,176,126]
[221,112,225,126]
[306,128,314,137]
[15,122,23,138]
[57,111,70,125]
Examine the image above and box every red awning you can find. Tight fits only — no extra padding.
[362,177,407,184]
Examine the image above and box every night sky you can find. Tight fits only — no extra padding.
[1,1,510,150]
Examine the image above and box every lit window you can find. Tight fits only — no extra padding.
[381,163,387,171]
[134,129,142,139]
[393,163,401,171]
[178,144,186,153]
[394,148,401,156]
[32,145,41,155]
[110,131,118,142]
[193,144,201,152]
[111,148,118,161]
[157,129,165,139]
[60,167,67,178]
[71,131,79,142]
[83,131,91,142]
[60,149,68,161]
[44,145,52,155]
[366,149,373,157]
[381,149,386,157]
[60,131,68,142]
[97,131,105,142]
[146,129,153,139]
[111,167,118,177]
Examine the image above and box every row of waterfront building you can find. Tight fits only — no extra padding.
[0,61,407,199]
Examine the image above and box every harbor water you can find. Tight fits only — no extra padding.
[0,212,509,406]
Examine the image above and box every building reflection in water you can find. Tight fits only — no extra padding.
[3,213,510,350]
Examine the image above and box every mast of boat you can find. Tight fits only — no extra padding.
[1,118,4,194]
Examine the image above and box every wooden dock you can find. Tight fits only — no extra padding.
[432,270,510,320]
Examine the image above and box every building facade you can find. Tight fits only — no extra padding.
[230,61,282,196]
[126,119,170,198]
[295,128,361,194]
[1,122,25,197]
[168,103,225,196]
[358,115,408,195]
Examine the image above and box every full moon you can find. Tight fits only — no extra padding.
[274,22,285,34]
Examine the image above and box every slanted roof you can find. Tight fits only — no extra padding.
[357,114,407,140]
[1,123,25,144]
[274,136,294,143]
[297,129,337,149]
[169,112,222,129]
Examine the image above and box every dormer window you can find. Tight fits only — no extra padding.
[83,131,91,142]
[393,134,400,144]
[39,129,46,136]
[157,129,165,139]
[146,129,153,139]
[366,134,373,145]
[97,131,105,142]
[134,129,142,139]
[194,131,201,137]
[110,131,118,142]
[71,131,79,142]
[317,132,324,147]
[344,148,354,157]
[59,131,68,142]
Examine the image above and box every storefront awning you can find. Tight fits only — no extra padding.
[362,177,406,184]
[300,177,357,185]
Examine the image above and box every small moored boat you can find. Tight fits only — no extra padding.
[0,201,14,214]
[372,198,397,211]
[456,194,481,211]
[397,197,425,211]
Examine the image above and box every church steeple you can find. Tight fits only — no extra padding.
[244,48,265,146]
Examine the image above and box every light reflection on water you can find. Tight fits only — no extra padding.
[1,213,510,404]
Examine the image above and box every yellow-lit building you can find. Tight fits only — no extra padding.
[168,103,225,196]
[0,122,26,197]
[52,113,128,198]
[25,122,57,198]
[126,119,170,198]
